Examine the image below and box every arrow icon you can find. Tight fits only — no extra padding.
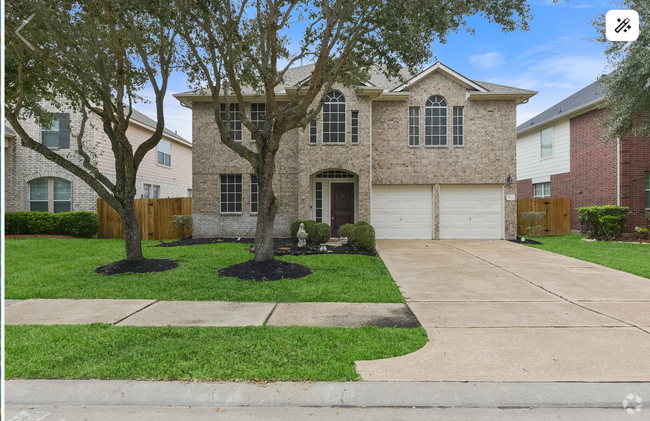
[15,13,35,50]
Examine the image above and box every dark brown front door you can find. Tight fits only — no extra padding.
[331,183,354,236]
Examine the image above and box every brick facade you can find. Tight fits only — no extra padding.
[191,70,519,239]
[620,128,650,231]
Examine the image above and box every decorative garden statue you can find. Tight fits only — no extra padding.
[297,223,308,247]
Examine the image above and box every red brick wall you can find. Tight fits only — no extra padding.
[517,178,532,199]
[620,129,650,231]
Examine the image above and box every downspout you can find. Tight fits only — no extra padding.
[617,137,621,206]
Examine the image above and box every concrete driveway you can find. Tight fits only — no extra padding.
[356,240,650,381]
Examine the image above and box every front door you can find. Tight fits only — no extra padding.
[331,183,354,236]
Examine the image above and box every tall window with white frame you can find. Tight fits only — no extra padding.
[351,110,359,143]
[533,182,551,198]
[645,172,650,210]
[425,95,447,146]
[309,119,317,143]
[322,91,346,143]
[250,103,265,141]
[408,106,420,146]
[250,174,258,214]
[143,184,151,199]
[453,106,464,146]
[315,182,323,222]
[220,103,242,141]
[220,174,242,213]
[158,140,171,166]
[29,178,49,211]
[540,127,554,158]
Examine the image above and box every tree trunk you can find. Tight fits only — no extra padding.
[254,160,278,262]
[120,202,145,262]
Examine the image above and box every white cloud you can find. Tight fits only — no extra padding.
[469,52,505,69]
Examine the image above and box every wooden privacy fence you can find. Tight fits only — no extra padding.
[97,197,192,240]
[517,197,571,237]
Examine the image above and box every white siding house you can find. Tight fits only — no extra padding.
[516,119,571,184]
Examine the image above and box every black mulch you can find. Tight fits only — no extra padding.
[95,258,178,275]
[218,259,312,281]
[155,236,377,256]
[509,236,542,245]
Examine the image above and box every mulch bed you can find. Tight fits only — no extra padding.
[218,259,313,281]
[156,236,377,256]
[6,235,75,239]
[95,258,179,275]
[509,236,542,245]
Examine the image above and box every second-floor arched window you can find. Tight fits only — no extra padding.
[322,91,346,143]
[425,95,447,146]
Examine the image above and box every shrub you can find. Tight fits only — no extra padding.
[355,221,371,227]
[290,220,317,241]
[577,205,628,239]
[353,224,376,252]
[312,223,332,243]
[338,223,356,241]
[521,211,546,237]
[5,211,98,238]
[171,215,193,239]
[636,227,648,234]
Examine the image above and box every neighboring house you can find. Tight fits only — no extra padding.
[5,107,192,213]
[175,62,536,240]
[516,79,650,233]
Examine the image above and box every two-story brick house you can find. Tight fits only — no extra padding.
[175,62,536,240]
[516,79,650,233]
[5,107,193,213]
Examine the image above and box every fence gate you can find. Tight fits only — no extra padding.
[97,197,193,240]
[517,197,571,237]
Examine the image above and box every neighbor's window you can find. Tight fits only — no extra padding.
[453,106,464,146]
[645,172,650,209]
[250,103,266,141]
[540,127,554,158]
[533,182,551,198]
[152,185,160,199]
[250,174,258,214]
[425,95,447,146]
[41,113,69,148]
[351,110,359,143]
[322,91,346,143]
[220,103,242,141]
[187,188,193,198]
[29,177,71,212]
[408,106,420,146]
[157,140,171,166]
[309,118,317,143]
[143,184,151,199]
[220,174,242,213]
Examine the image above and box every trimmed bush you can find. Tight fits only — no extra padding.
[290,220,317,241]
[355,221,371,227]
[312,223,332,243]
[577,205,628,239]
[5,211,98,238]
[338,223,356,241]
[353,224,376,252]
[521,211,546,237]
[171,215,193,239]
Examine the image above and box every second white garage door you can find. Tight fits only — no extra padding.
[439,185,503,240]
[372,185,433,239]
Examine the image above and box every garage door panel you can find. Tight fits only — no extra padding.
[440,185,503,240]
[372,185,433,239]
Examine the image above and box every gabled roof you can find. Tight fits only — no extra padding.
[174,61,536,105]
[517,79,606,135]
[128,107,191,146]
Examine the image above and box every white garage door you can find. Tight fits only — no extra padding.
[372,185,433,239]
[439,185,503,240]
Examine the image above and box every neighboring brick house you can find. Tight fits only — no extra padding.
[516,79,650,233]
[5,107,193,213]
[175,62,536,240]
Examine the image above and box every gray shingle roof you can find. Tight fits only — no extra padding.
[129,107,191,145]
[517,80,606,132]
[5,125,16,137]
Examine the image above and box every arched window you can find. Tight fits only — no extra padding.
[29,177,71,212]
[322,91,346,143]
[425,95,448,146]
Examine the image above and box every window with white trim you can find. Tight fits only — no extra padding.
[152,185,160,199]
[453,106,464,146]
[187,188,193,197]
[29,178,49,212]
[408,106,420,146]
[41,116,61,148]
[425,95,447,146]
[250,103,265,141]
[322,91,346,143]
[30,177,71,212]
[645,172,650,209]
[53,178,72,212]
[143,184,151,199]
[309,118,317,143]
[351,110,359,143]
[220,174,242,213]
[533,182,551,198]
[220,103,242,141]
[540,127,553,158]
[158,140,171,166]
[250,174,258,214]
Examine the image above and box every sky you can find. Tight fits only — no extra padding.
[137,0,617,142]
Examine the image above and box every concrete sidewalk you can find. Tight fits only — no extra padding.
[5,299,419,328]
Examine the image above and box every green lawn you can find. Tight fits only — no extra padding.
[5,238,404,303]
[5,324,428,381]
[527,234,650,279]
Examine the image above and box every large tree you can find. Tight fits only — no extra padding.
[5,0,177,263]
[593,0,650,138]
[176,0,533,262]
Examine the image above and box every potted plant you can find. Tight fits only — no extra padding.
[636,226,648,240]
